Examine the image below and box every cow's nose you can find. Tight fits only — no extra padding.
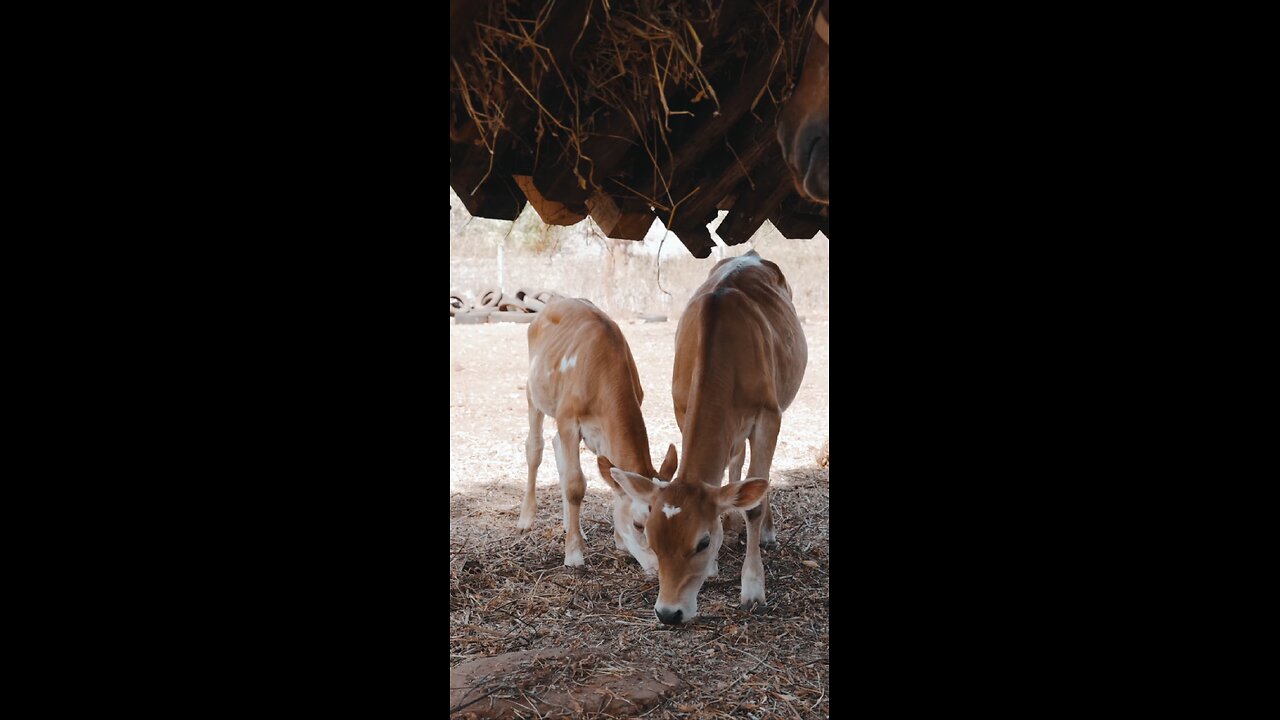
[655,608,684,625]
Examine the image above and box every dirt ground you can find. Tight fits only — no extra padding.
[450,318,829,719]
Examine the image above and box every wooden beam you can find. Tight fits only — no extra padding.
[666,205,719,236]
[586,193,654,240]
[452,175,526,221]
[716,152,794,245]
[629,38,784,212]
[532,108,639,208]
[675,226,716,259]
[665,120,780,234]
[453,181,526,221]
[450,141,495,204]
[513,175,587,226]
[770,211,824,239]
[770,194,825,239]
[643,0,816,248]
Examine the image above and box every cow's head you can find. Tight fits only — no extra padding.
[776,0,829,204]
[611,468,768,625]
[598,444,678,576]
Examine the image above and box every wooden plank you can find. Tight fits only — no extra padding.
[586,193,654,241]
[451,140,492,197]
[716,152,795,245]
[532,108,639,207]
[770,211,823,239]
[665,120,780,233]
[675,225,716,259]
[513,175,587,226]
[630,38,784,214]
[452,175,526,221]
[448,121,524,196]
[770,194,824,239]
[667,206,719,237]
[649,0,818,251]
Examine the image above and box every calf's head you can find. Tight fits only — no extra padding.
[598,444,678,575]
[610,468,768,625]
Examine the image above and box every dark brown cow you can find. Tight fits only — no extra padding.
[777,0,829,204]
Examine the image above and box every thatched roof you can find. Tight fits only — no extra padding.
[450,0,828,258]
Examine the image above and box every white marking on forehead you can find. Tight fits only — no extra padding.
[662,504,682,519]
[559,354,577,372]
[651,478,670,488]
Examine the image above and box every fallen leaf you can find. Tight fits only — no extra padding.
[801,560,819,568]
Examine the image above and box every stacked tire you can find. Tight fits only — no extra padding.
[452,288,565,324]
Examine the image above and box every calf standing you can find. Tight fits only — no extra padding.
[611,253,806,623]
[523,299,676,572]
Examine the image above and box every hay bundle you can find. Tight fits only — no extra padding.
[450,0,815,210]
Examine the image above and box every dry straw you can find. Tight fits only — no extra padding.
[450,465,830,719]
[450,0,814,223]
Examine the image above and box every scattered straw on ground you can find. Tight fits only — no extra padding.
[451,466,829,719]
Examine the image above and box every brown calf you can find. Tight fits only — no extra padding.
[611,252,807,623]
[523,298,676,572]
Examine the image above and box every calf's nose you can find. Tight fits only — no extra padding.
[655,608,684,625]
